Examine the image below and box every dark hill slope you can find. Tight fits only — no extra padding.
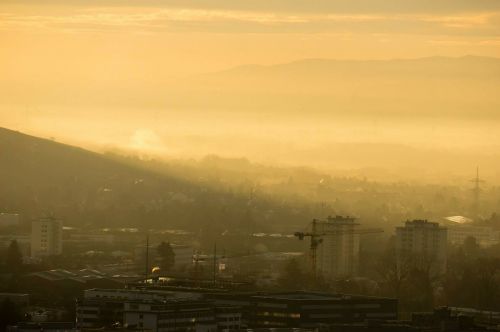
[0,127,306,231]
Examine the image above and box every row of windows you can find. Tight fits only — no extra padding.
[157,320,216,328]
[218,316,240,321]
[159,311,214,320]
[219,324,241,329]
[256,312,300,318]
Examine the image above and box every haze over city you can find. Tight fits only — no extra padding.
[0,1,500,331]
[2,0,500,182]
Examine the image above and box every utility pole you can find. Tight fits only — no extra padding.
[310,219,319,276]
[213,243,217,287]
[145,233,149,279]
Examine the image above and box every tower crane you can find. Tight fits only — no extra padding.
[294,219,323,275]
[294,217,383,275]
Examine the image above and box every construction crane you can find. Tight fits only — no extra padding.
[294,219,323,275]
[294,218,383,276]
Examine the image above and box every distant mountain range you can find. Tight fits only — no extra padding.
[214,55,500,77]
[170,55,500,117]
[4,55,496,119]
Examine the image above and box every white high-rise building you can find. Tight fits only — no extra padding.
[396,220,447,275]
[316,215,360,279]
[31,217,63,258]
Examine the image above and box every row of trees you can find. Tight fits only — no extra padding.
[278,236,500,313]
[1,240,23,273]
[156,241,175,272]
[0,240,178,274]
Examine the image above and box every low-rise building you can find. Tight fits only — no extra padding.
[77,288,243,331]
[7,322,76,332]
[0,293,29,307]
[68,233,115,244]
[77,288,397,331]
[206,291,398,329]
[215,305,243,331]
[124,300,218,332]
[448,225,500,247]
[77,288,183,328]
[21,269,125,309]
[0,213,20,228]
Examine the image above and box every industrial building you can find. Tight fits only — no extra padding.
[123,300,219,332]
[206,291,398,329]
[76,288,396,330]
[76,288,241,331]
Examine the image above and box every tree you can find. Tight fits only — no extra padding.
[157,242,175,272]
[445,255,500,311]
[463,236,480,258]
[278,258,308,290]
[375,237,440,314]
[0,299,22,330]
[375,236,410,298]
[5,240,23,273]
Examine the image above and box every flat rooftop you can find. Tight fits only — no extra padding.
[210,291,395,302]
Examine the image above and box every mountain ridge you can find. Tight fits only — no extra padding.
[205,55,500,76]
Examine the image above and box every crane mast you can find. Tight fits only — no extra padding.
[294,216,383,276]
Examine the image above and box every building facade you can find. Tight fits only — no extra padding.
[77,288,197,329]
[31,217,63,258]
[124,301,218,332]
[77,288,240,331]
[316,216,360,279]
[395,220,447,275]
[207,291,398,329]
[448,225,499,247]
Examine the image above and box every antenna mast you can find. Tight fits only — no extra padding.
[470,166,484,218]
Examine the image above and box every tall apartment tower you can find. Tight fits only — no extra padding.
[31,217,63,258]
[395,220,447,275]
[316,215,360,279]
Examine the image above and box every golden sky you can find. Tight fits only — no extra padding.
[1,0,500,179]
[1,0,499,76]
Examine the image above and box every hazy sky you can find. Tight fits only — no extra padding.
[1,0,500,180]
[1,0,499,76]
